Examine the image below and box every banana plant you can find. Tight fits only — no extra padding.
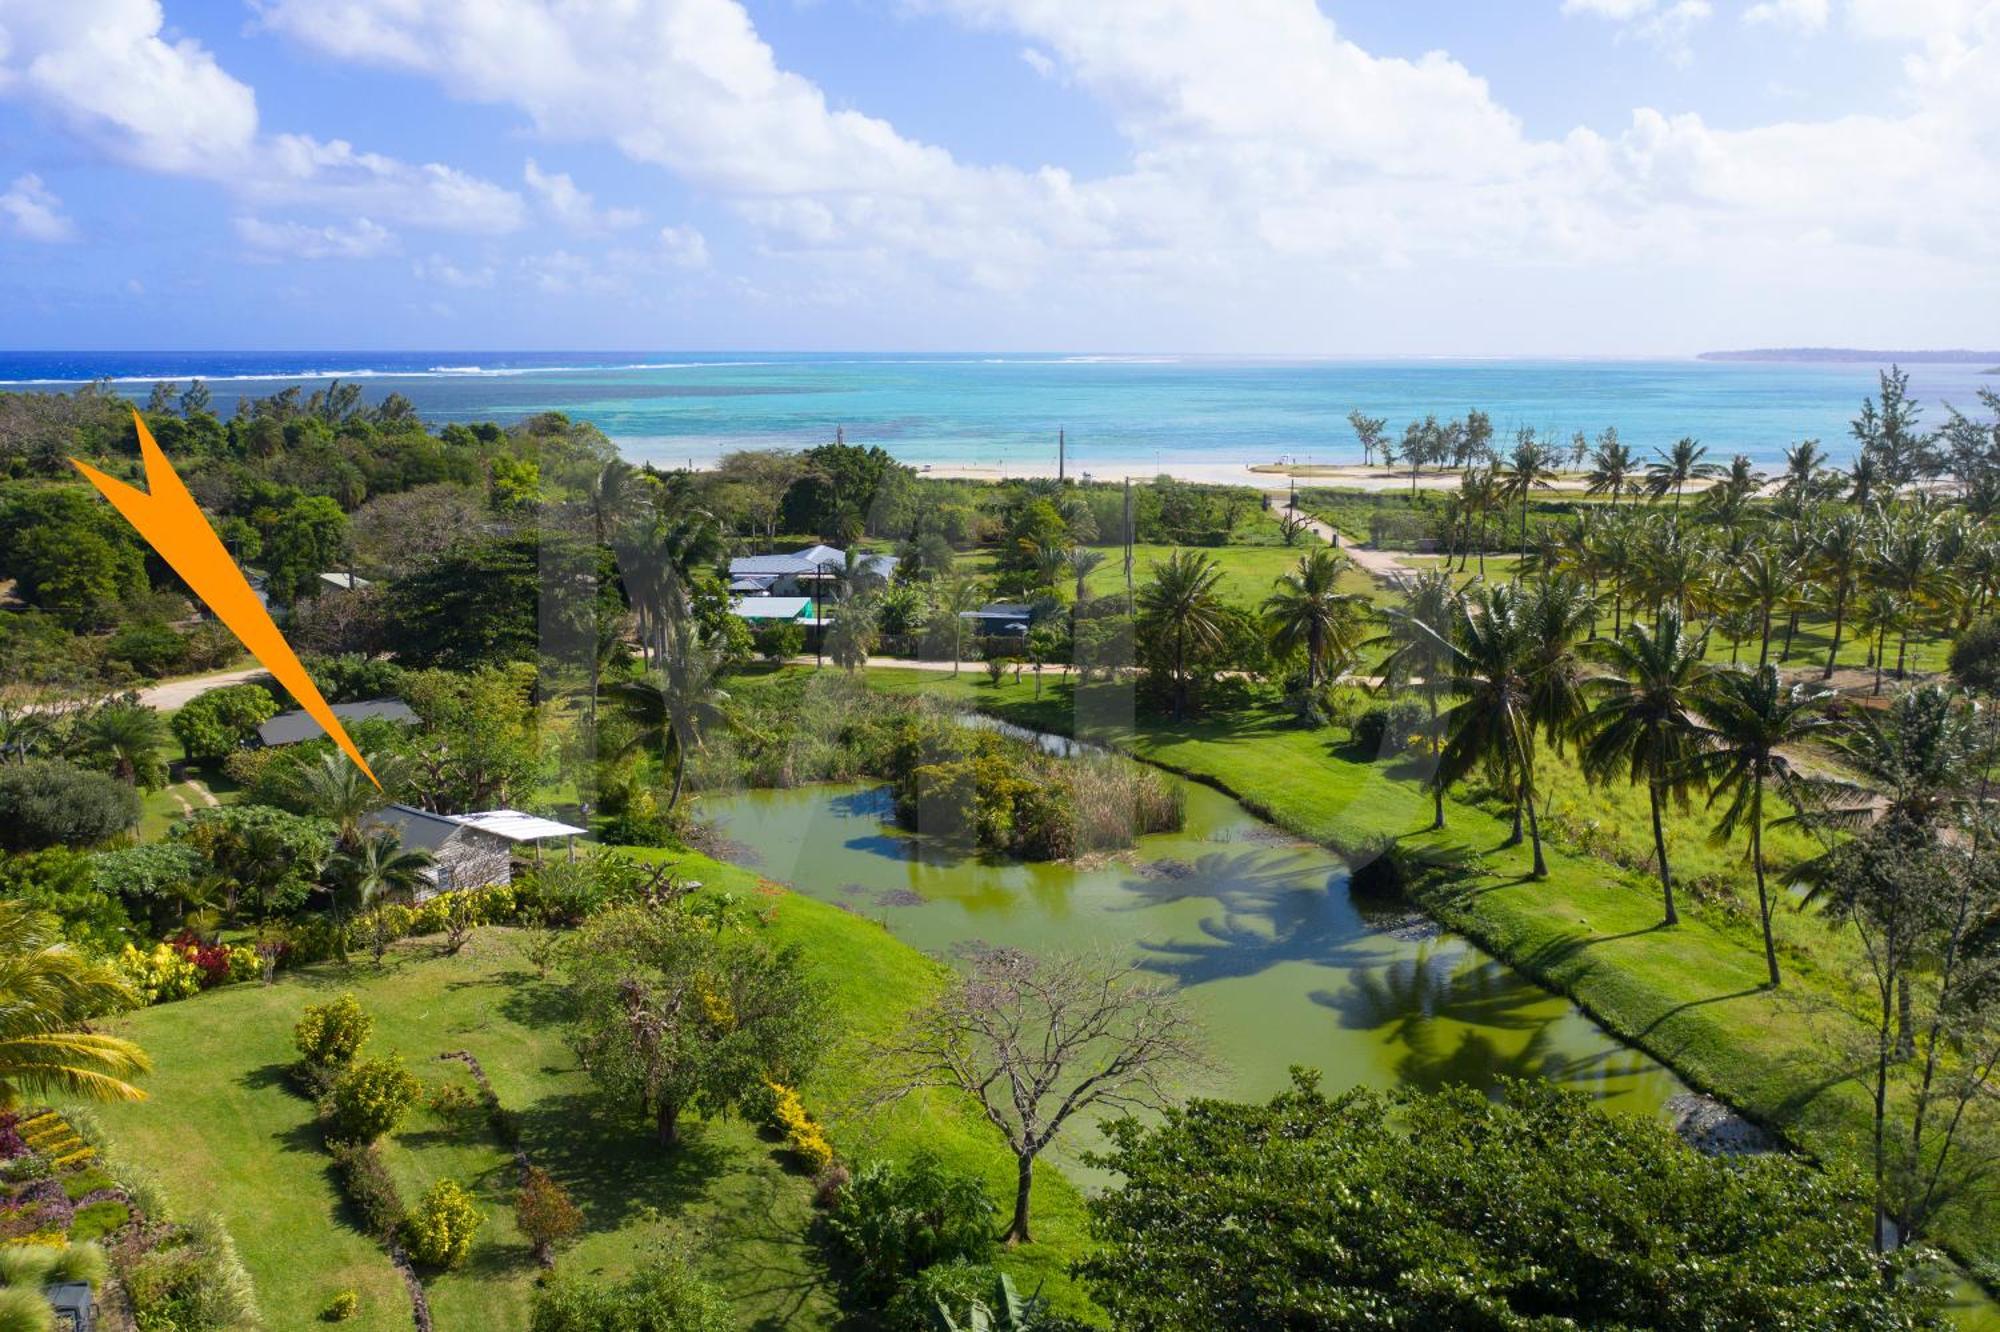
[932,1274,1048,1332]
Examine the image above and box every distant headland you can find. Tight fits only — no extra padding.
[1698,347,2000,366]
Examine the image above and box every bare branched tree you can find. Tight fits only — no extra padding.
[873,947,1204,1244]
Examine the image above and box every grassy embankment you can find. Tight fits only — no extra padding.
[866,666,1999,1284]
[92,849,1095,1331]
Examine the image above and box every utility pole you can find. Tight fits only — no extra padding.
[1058,428,1066,482]
[1122,476,1133,595]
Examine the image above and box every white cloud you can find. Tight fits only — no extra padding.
[181,0,2000,346]
[1744,0,1829,32]
[1019,46,1056,78]
[523,159,642,233]
[657,224,709,269]
[413,253,496,287]
[1561,0,1713,61]
[234,215,397,260]
[0,174,76,241]
[0,0,520,234]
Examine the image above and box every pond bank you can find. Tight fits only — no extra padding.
[861,668,2000,1325]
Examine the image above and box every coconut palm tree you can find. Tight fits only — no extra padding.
[1522,577,1599,761]
[1815,510,1867,679]
[824,599,879,674]
[1585,431,1637,507]
[327,830,435,926]
[290,749,402,848]
[1644,436,1721,511]
[1728,549,1792,667]
[1581,610,1713,926]
[0,902,150,1106]
[940,575,985,676]
[1851,586,1909,695]
[1432,583,1550,876]
[1816,683,1987,834]
[1064,546,1106,607]
[1684,666,1841,987]
[1589,512,1639,639]
[1867,509,1956,681]
[1136,550,1227,722]
[615,623,731,806]
[1496,433,1558,562]
[1460,465,1502,574]
[1777,439,1828,509]
[575,459,645,732]
[77,701,168,789]
[1263,548,1367,690]
[1374,569,1458,829]
[1848,451,1883,508]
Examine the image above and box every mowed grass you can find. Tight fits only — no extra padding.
[864,666,2000,1283]
[93,850,1097,1331]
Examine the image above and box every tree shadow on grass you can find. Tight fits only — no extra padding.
[514,1091,734,1231]
[697,1166,841,1330]
[495,977,573,1030]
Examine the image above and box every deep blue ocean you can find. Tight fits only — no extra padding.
[2,350,1993,474]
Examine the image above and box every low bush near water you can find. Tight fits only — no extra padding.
[823,1151,997,1306]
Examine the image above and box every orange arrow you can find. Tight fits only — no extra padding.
[73,412,379,788]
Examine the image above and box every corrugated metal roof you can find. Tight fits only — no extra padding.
[450,810,587,842]
[361,803,470,854]
[257,699,416,746]
[730,596,814,620]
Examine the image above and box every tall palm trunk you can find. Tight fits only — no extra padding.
[1824,584,1849,679]
[1649,781,1678,926]
[1525,790,1548,878]
[1757,607,1772,668]
[1750,785,1780,987]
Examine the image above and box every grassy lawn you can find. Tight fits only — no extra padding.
[863,666,2000,1287]
[92,851,1096,1331]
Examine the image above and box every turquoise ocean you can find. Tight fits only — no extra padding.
[2,351,1993,475]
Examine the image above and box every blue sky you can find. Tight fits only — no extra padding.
[0,0,1995,353]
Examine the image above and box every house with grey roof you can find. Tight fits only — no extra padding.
[257,699,417,747]
[959,603,1035,636]
[726,544,897,598]
[358,804,586,901]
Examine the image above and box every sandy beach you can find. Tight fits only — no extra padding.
[910,459,1615,491]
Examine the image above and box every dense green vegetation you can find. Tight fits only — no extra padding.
[5,369,2000,1327]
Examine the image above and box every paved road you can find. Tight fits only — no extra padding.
[1266,490,1416,584]
[135,666,266,710]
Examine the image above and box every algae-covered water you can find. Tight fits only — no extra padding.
[703,778,1684,1124]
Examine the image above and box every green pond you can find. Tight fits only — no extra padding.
[702,776,1685,1138]
[704,769,2000,1326]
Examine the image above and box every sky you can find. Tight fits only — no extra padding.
[0,0,1995,354]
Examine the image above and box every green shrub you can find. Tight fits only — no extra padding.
[823,1151,997,1305]
[0,1247,54,1289]
[322,1289,360,1322]
[326,1057,421,1143]
[753,621,805,664]
[1,1156,51,1185]
[105,621,189,677]
[0,760,141,852]
[59,1168,117,1201]
[327,1141,403,1239]
[122,1213,259,1332]
[1349,698,1430,758]
[294,993,373,1068]
[401,1180,481,1271]
[44,1243,106,1291]
[530,1245,732,1332]
[68,1200,130,1243]
[0,1288,52,1332]
[169,682,278,761]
